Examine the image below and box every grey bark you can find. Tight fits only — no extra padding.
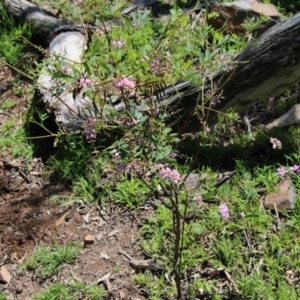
[214,13,300,115]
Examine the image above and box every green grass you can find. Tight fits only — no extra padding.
[32,281,107,300]
[0,292,9,300]
[0,2,34,66]
[23,242,82,279]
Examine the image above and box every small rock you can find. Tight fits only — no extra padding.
[185,173,208,190]
[263,178,297,211]
[119,290,127,299]
[0,266,12,284]
[84,235,95,246]
[100,253,109,260]
[208,0,280,35]
[83,212,90,223]
[95,233,103,241]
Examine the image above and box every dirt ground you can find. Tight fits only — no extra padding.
[0,63,151,299]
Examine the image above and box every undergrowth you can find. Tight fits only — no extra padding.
[2,0,300,299]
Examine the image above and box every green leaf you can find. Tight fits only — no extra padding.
[51,73,73,80]
[191,225,207,235]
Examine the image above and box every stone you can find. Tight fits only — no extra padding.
[184,173,208,190]
[0,266,12,284]
[263,178,297,211]
[84,235,95,246]
[208,0,280,35]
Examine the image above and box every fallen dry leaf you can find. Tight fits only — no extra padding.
[107,228,122,237]
[55,211,69,227]
[95,271,111,284]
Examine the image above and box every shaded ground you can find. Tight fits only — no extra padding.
[0,62,151,299]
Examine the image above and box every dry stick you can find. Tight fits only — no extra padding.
[273,203,282,231]
[224,270,241,294]
[243,229,252,251]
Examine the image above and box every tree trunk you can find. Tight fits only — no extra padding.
[215,13,300,114]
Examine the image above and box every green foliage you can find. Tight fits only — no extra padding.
[0,292,8,300]
[8,0,300,298]
[32,281,107,300]
[23,242,82,278]
[0,2,34,65]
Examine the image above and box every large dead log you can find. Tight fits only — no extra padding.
[214,13,300,115]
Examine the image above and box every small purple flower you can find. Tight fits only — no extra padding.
[83,118,96,142]
[150,57,160,69]
[270,138,282,149]
[290,165,300,174]
[170,152,177,158]
[152,108,159,117]
[276,166,287,178]
[193,194,203,204]
[220,54,226,61]
[116,163,126,172]
[112,151,120,162]
[219,203,230,220]
[113,76,135,90]
[211,96,221,107]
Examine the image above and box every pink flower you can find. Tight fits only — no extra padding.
[152,108,159,117]
[290,165,300,174]
[270,138,282,149]
[112,151,120,162]
[79,78,93,89]
[62,66,72,74]
[193,194,203,203]
[219,203,230,220]
[112,40,126,48]
[150,57,160,69]
[157,164,181,183]
[113,76,135,90]
[170,152,177,158]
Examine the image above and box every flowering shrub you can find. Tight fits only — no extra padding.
[113,76,136,90]
[276,165,300,178]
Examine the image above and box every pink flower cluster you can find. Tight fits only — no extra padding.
[78,77,93,89]
[112,40,126,48]
[219,203,230,220]
[276,165,300,178]
[156,163,181,184]
[270,138,282,149]
[113,76,135,90]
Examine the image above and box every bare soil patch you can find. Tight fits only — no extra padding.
[0,63,150,299]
